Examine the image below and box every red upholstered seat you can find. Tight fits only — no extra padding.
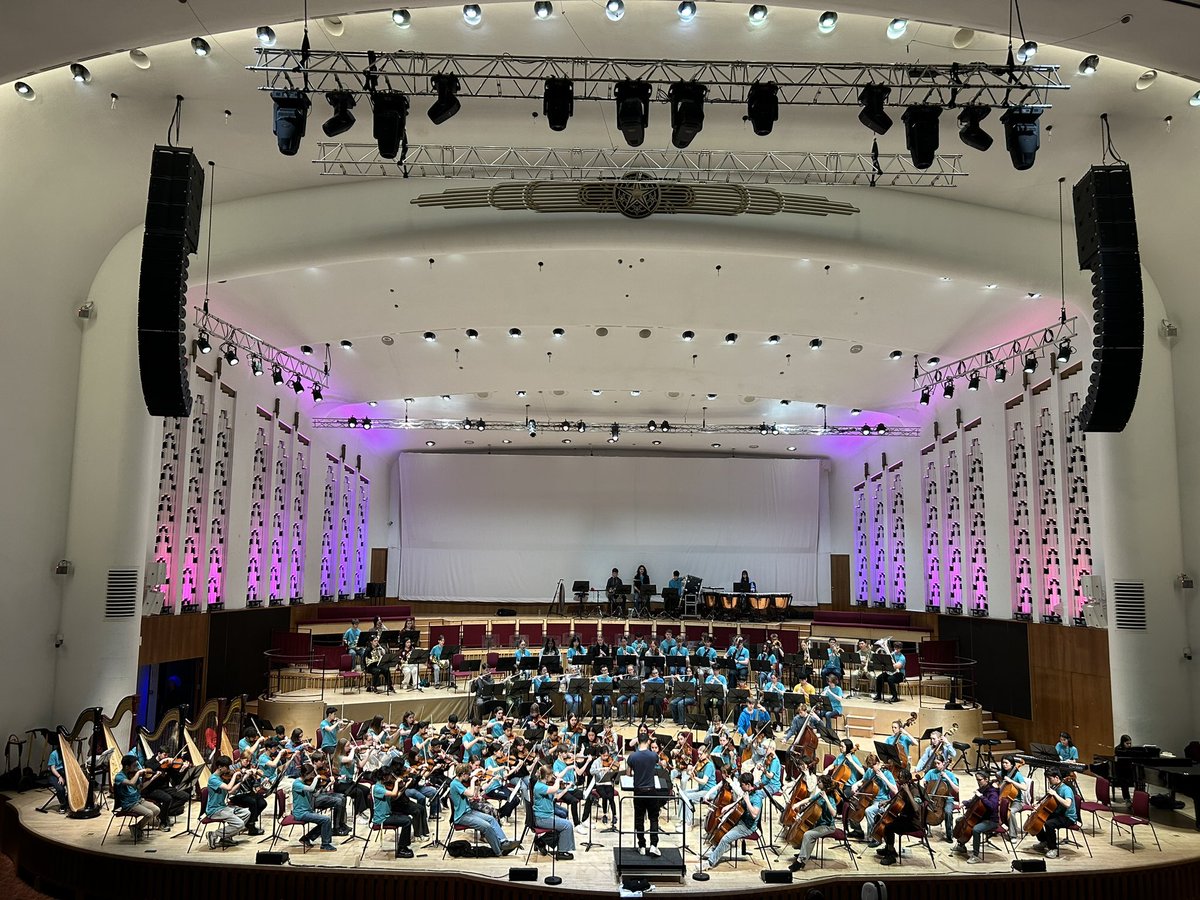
[1110,790,1161,853]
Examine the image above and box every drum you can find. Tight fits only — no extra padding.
[771,594,791,612]
[719,593,739,612]
[702,592,720,614]
[748,594,770,613]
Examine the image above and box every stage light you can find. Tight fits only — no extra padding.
[191,37,211,57]
[614,80,651,147]
[363,418,373,430]
[293,377,304,394]
[957,105,993,152]
[250,356,263,376]
[1023,353,1038,373]
[528,419,538,437]
[321,91,357,137]
[725,333,738,344]
[423,331,437,342]
[510,327,523,337]
[196,331,212,354]
[301,345,313,355]
[860,424,871,436]
[577,421,586,432]
[348,417,359,428]
[543,78,574,131]
[994,362,1007,383]
[926,356,940,368]
[592,389,602,396]
[1016,40,1038,63]
[669,81,706,148]
[271,90,311,156]
[943,380,955,399]
[391,9,411,26]
[919,388,931,406]
[749,5,768,24]
[466,328,479,339]
[1056,340,1072,364]
[371,91,410,159]
[552,327,566,337]
[1000,106,1042,171]
[14,82,35,100]
[517,390,527,397]
[535,1,553,18]
[429,74,461,124]
[610,423,621,442]
[818,11,838,33]
[767,334,781,344]
[677,1,697,21]
[809,338,822,350]
[682,330,695,341]
[605,0,625,20]
[649,420,658,431]
[272,365,284,385]
[968,372,980,391]
[1078,54,1099,76]
[477,420,486,431]
[771,424,780,435]
[902,105,941,169]
[441,395,451,401]
[889,349,903,360]
[711,443,721,449]
[876,424,887,435]
[630,390,641,397]
[850,408,861,416]
[857,85,892,135]
[759,422,770,435]
[745,82,779,136]
[224,345,239,366]
[312,384,323,403]
[70,64,91,83]
[1191,90,1200,107]
[257,25,277,45]
[661,421,671,431]
[463,4,482,24]
[886,18,907,39]
[707,393,718,400]
[426,440,436,447]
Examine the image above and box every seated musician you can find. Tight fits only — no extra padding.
[605,568,625,616]
[873,641,907,703]
[785,702,822,741]
[615,664,640,718]
[369,615,388,638]
[591,667,614,718]
[480,744,521,821]
[952,769,1000,863]
[658,629,678,664]
[712,730,737,768]
[999,755,1032,832]
[703,669,728,719]
[886,718,917,759]
[513,639,533,664]
[726,637,751,683]
[667,571,684,614]
[736,698,770,737]
[787,773,839,872]
[1113,734,1137,803]
[681,744,718,826]
[825,739,866,785]
[531,666,556,710]
[229,749,268,836]
[364,636,395,694]
[308,751,352,836]
[704,771,764,868]
[755,643,777,687]
[559,666,583,719]
[238,726,261,756]
[695,636,717,677]
[129,742,191,821]
[429,634,450,686]
[670,667,698,725]
[566,636,586,666]
[449,763,519,856]
[534,764,577,859]
[1055,731,1079,763]
[761,740,784,796]
[343,618,365,670]
[876,768,920,865]
[914,730,958,771]
[591,635,613,658]
[921,755,960,843]
[584,744,620,826]
[641,668,666,721]
[632,564,651,617]
[791,672,819,702]
[371,770,415,858]
[461,721,487,764]
[821,637,844,683]
[862,758,899,846]
[113,754,164,835]
[46,737,69,812]
[821,674,844,733]
[205,755,251,849]
[332,738,372,823]
[1033,768,1079,859]
[737,569,757,592]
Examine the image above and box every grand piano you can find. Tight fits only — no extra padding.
[1092,745,1200,831]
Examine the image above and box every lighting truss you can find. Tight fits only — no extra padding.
[251,49,1067,110]
[194,307,330,388]
[912,317,1079,392]
[316,142,966,186]
[312,418,921,437]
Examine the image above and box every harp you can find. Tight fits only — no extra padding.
[101,694,138,787]
[56,707,101,818]
[219,696,245,760]
[185,698,221,782]
[138,705,185,763]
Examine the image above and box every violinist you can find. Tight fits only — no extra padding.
[309,751,352,836]
[920,755,959,843]
[761,739,784,798]
[204,755,251,849]
[873,641,907,704]
[591,666,614,718]
[461,721,487,764]
[317,706,343,752]
[951,769,999,863]
[290,763,335,851]
[129,743,190,820]
[913,729,958,772]
[533,764,577,859]
[333,737,372,822]
[481,744,521,820]
[787,773,839,872]
[681,744,718,826]
[704,771,763,868]
[1033,768,1079,859]
[551,748,586,825]
[113,754,164,835]
[876,768,920,866]
[583,741,620,826]
[712,729,736,768]
[229,748,268,836]
[371,770,415,858]
[237,725,262,756]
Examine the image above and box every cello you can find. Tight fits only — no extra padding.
[872,773,918,842]
[704,774,745,846]
[999,760,1025,805]
[953,790,990,844]
[782,784,830,848]
[1022,791,1061,836]
[779,764,811,828]
[844,753,881,826]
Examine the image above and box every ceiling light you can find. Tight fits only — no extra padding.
[577,421,586,432]
[767,334,781,344]
[428,74,461,124]
[70,63,91,84]
[339,340,354,351]
[14,82,35,100]
[1190,90,1200,107]
[682,330,695,341]
[968,372,980,391]
[668,81,706,148]
[562,438,572,445]
[552,327,566,337]
[292,377,304,394]
[312,384,323,403]
[957,105,993,152]
[850,408,862,416]
[787,445,797,451]
[423,331,437,342]
[876,424,887,435]
[860,425,871,435]
[759,422,769,435]
[272,365,284,385]
[509,327,523,337]
[902,105,942,169]
[368,400,378,407]
[814,402,826,409]
[426,440,436,446]
[725,333,738,344]
[517,390,527,397]
[466,328,479,339]
[534,1,553,18]
[985,282,998,290]
[196,331,212,354]
[477,419,486,431]
[363,418,373,430]
[1078,54,1099,76]
[1000,106,1042,171]
[610,423,621,442]
[250,356,263,376]
[630,390,641,396]
[1023,353,1038,373]
[441,394,451,401]
[886,18,908,39]
[348,417,359,428]
[271,90,311,156]
[943,380,955,399]
[994,363,1007,383]
[257,25,278,45]
[648,420,658,431]
[462,4,482,24]
[300,345,314,356]
[809,338,823,350]
[1135,70,1158,91]
[462,418,472,429]
[614,80,651,147]
[224,345,239,366]
[371,91,410,159]
[857,85,893,135]
[652,440,662,446]
[391,9,411,27]
[749,5,768,23]
[1016,40,1038,63]
[528,419,538,437]
[502,438,511,444]
[1056,340,1073,364]
[707,393,718,400]
[322,90,357,137]
[661,420,671,431]
[919,388,930,406]
[128,49,151,69]
[561,420,571,432]
[770,424,779,434]
[889,349,903,360]
[592,389,602,396]
[711,443,721,449]
[191,37,211,57]
[677,1,697,21]
[543,78,574,131]
[605,0,625,20]
[1026,292,1042,300]
[818,10,838,32]
[745,82,779,136]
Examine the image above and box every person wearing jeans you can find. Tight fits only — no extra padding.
[705,772,763,867]
[291,764,335,851]
[533,765,576,859]
[448,764,517,857]
[788,776,838,871]
[1035,770,1079,859]
[371,771,415,858]
[205,756,251,849]
[681,746,718,826]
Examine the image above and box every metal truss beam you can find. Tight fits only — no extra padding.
[316,142,966,186]
[913,317,1080,392]
[312,417,922,437]
[252,48,1067,109]
[194,308,329,387]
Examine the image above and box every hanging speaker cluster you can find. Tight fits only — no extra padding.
[1072,164,1143,433]
[138,146,205,417]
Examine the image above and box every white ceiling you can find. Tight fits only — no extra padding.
[4,1,1199,457]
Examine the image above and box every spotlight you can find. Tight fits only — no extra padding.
[876,424,887,435]
[14,82,35,100]
[1191,90,1200,107]
[191,37,211,57]
[605,0,625,20]
[994,362,1007,383]
[668,81,706,148]
[224,345,239,366]
[543,78,574,131]
[301,345,314,355]
[889,349,903,360]
[428,74,461,124]
[886,18,908,39]
[577,421,586,432]
[363,418,373,430]
[614,80,651,147]
[1023,353,1038,373]
[312,384,323,403]
[463,418,472,429]
[677,1,697,21]
[902,105,942,169]
[257,25,278,45]
[293,377,304,394]
[661,421,671,431]
[759,423,769,435]
[561,421,571,432]
[466,328,479,339]
[1016,40,1038,63]
[649,420,658,431]
[1000,106,1042,171]
[957,105,993,152]
[1078,54,1099,75]
[348,417,359,428]
[70,64,91,83]
[707,393,718,400]
[196,331,212,354]
[817,10,838,33]
[271,90,311,156]
[809,338,823,350]
[968,371,980,391]
[592,389,602,396]
[517,390,527,397]
[857,85,892,135]
[919,388,931,406]
[745,82,779,136]
[943,380,955,399]
[926,356,940,368]
[725,333,738,344]
[1056,340,1072,364]
[426,440,436,447]
[250,356,263,376]
[391,9,411,27]
[749,5,768,23]
[771,423,779,435]
[528,419,538,437]
[463,4,482,24]
[320,91,357,138]
[534,1,553,18]
[477,420,486,431]
[767,334,781,344]
[272,365,284,385]
[682,330,695,341]
[371,91,410,159]
[860,425,871,436]
[610,423,621,442]
[368,400,378,407]
[850,408,861,416]
[441,395,451,401]
[423,331,437,342]
[509,327,523,337]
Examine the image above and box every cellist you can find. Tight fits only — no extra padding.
[951,769,999,863]
[920,755,960,843]
[1032,768,1079,859]
[786,774,839,872]
[862,757,899,846]
[704,771,764,868]
[999,755,1032,834]
[876,768,921,866]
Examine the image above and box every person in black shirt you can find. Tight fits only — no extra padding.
[605,568,625,616]
[632,565,650,617]
[626,733,664,857]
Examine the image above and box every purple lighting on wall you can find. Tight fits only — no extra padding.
[921,456,942,612]
[943,449,963,613]
[853,485,869,605]
[967,438,989,615]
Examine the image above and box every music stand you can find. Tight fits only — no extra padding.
[874,740,903,770]
[617,677,641,723]
[495,658,517,675]
[734,581,751,594]
[172,763,208,840]
[641,682,666,724]
[642,653,667,674]
[518,657,540,672]
[614,652,638,672]
[1029,742,1059,759]
[700,683,726,721]
[572,580,592,614]
[661,588,680,617]
[614,584,632,616]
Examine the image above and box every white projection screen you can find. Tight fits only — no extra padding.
[398,454,824,604]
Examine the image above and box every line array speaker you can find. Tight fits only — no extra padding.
[137,145,204,418]
[1072,164,1143,433]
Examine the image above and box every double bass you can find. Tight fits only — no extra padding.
[888,710,920,779]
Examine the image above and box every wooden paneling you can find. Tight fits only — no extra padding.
[830,553,851,610]
[369,547,388,584]
[139,613,209,667]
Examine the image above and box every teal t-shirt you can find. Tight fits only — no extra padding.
[292,779,316,816]
[532,780,554,820]
[113,771,141,810]
[372,781,391,825]
[205,773,228,814]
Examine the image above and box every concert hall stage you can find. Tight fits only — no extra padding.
[4,777,1200,900]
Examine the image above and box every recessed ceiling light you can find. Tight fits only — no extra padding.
[925,356,940,368]
[1026,292,1042,300]
[850,408,862,415]
[381,335,395,346]
[466,328,479,339]
[463,4,482,24]
[815,402,826,409]
[605,0,625,20]
[889,349,903,360]
[787,446,797,451]
[767,334,781,344]
[724,333,738,344]
[1078,54,1100,76]
[952,28,976,49]
[1190,90,1200,107]
[517,390,527,397]
[677,0,697,21]
[652,440,662,446]
[711,443,721,449]
[190,37,211,57]
[257,25,278,45]
[14,81,35,99]
[809,338,823,350]
[850,344,863,354]
[509,327,523,337]
[441,395,451,401]
[939,276,951,282]
[128,49,151,69]
[886,18,908,39]
[592,389,602,396]
[984,283,998,289]
[368,400,379,407]
[69,63,91,83]
[682,330,695,341]
[426,440,436,447]
[391,9,411,27]
[423,331,437,342]
[561,438,572,444]
[502,438,512,444]
[817,10,838,33]
[534,1,553,19]
[340,339,353,349]
[749,5,768,24]
[707,393,718,400]
[464,439,474,445]
[322,16,345,35]
[300,344,313,355]
[552,327,565,337]
[1135,70,1158,91]
[630,390,640,396]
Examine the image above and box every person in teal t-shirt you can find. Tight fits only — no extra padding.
[1034,769,1079,858]
[204,755,250,849]
[369,771,414,857]
[114,754,162,833]
[291,763,334,850]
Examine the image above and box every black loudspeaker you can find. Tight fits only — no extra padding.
[496,608,517,617]
[1012,858,1047,873]
[760,869,794,884]
[255,850,289,865]
[1072,164,1143,433]
[507,867,538,881]
[137,145,205,418]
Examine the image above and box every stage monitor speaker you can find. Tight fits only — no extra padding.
[1012,858,1047,873]
[507,867,538,881]
[760,869,793,884]
[496,608,517,617]
[256,851,289,865]
[137,145,205,418]
[1072,164,1143,434]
